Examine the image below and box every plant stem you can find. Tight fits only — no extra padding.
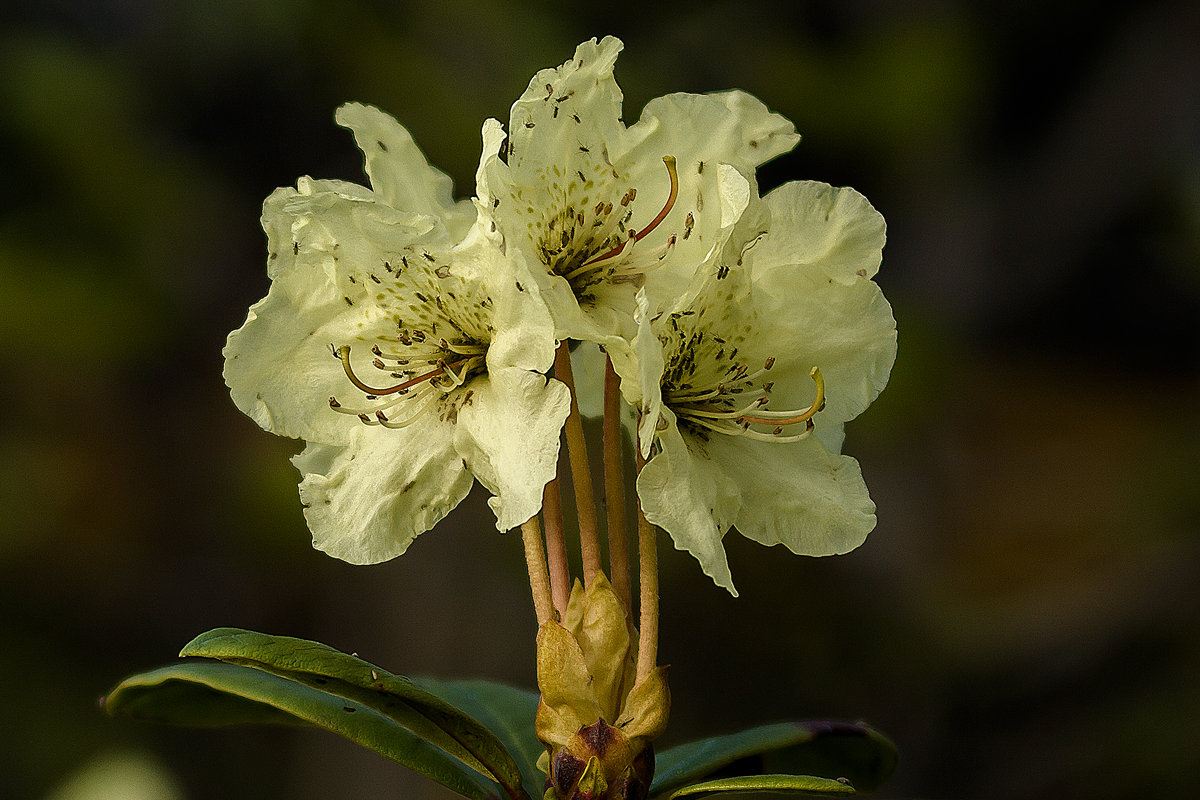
[603,356,632,614]
[635,448,659,681]
[542,463,570,619]
[520,517,554,626]
[554,342,603,585]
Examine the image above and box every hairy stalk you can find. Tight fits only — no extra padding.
[520,517,554,626]
[542,462,570,619]
[554,343,603,585]
[634,448,660,682]
[603,356,632,614]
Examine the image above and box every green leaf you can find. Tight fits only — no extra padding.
[652,721,896,797]
[669,774,856,797]
[101,662,301,727]
[104,660,506,800]
[179,628,529,800]
[414,677,543,800]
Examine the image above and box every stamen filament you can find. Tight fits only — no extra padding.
[606,234,678,280]
[373,392,442,429]
[438,359,467,388]
[683,414,814,443]
[672,396,768,420]
[337,346,468,396]
[577,156,679,269]
[737,368,825,425]
[664,365,772,403]
[444,341,488,356]
[371,341,485,361]
[664,385,724,403]
[328,384,436,416]
[667,384,765,404]
[562,231,634,281]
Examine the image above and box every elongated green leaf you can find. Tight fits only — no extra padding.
[180,628,528,800]
[669,774,856,797]
[415,677,543,800]
[756,722,895,793]
[104,660,505,800]
[654,723,805,792]
[652,721,895,797]
[101,663,301,727]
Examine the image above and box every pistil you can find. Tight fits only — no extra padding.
[576,156,678,269]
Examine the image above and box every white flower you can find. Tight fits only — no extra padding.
[476,36,800,349]
[223,103,570,564]
[621,178,896,595]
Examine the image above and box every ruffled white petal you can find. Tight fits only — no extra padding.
[454,369,571,531]
[223,286,358,445]
[472,118,508,211]
[637,411,740,595]
[639,162,761,316]
[624,90,799,176]
[484,248,571,373]
[335,103,474,238]
[504,36,625,175]
[755,273,896,453]
[747,180,894,451]
[710,90,802,165]
[223,183,443,444]
[537,272,639,348]
[618,91,792,299]
[714,433,877,557]
[631,289,665,458]
[293,418,474,564]
[755,181,886,284]
[480,38,641,346]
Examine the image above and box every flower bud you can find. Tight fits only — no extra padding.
[535,575,669,800]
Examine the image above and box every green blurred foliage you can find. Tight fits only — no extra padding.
[2,1,1198,799]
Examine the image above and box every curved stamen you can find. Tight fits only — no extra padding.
[682,414,813,443]
[337,345,466,396]
[609,234,677,280]
[672,396,768,420]
[562,230,635,282]
[665,358,776,403]
[737,367,825,426]
[633,156,679,243]
[328,384,436,417]
[444,341,489,356]
[372,341,485,362]
[578,156,678,268]
[665,383,729,404]
[374,392,442,428]
[437,358,469,389]
[667,380,767,405]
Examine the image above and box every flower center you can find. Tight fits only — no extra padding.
[660,328,826,443]
[536,156,680,297]
[328,333,487,429]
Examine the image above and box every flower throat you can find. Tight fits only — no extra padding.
[538,156,681,296]
[328,336,487,429]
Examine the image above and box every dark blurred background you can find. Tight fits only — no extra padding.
[3,1,1198,798]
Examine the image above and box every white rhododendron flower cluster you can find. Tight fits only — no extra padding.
[223,36,896,591]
